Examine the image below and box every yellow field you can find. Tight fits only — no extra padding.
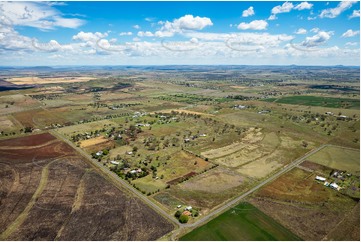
[0,116,15,129]
[6,76,95,85]
[80,136,108,148]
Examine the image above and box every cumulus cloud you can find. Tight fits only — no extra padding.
[301,31,332,47]
[271,2,294,15]
[345,42,358,46]
[349,9,360,18]
[295,28,307,34]
[294,2,313,10]
[0,2,85,30]
[320,1,357,18]
[341,29,360,38]
[237,20,268,30]
[310,27,320,33]
[155,14,213,37]
[268,15,277,20]
[119,32,133,36]
[242,6,255,17]
[269,2,313,20]
[133,25,140,29]
[72,31,108,42]
[138,31,154,37]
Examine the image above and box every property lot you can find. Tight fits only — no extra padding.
[250,167,359,240]
[0,133,173,240]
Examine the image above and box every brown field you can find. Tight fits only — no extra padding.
[6,76,95,85]
[0,133,174,240]
[83,140,116,154]
[249,167,359,240]
[79,136,109,148]
[179,166,247,193]
[12,108,69,128]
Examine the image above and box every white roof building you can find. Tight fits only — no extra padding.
[330,183,339,190]
[110,161,120,165]
[315,176,326,182]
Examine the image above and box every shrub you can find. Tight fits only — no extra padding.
[179,214,189,223]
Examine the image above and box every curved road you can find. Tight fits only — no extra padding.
[51,129,328,240]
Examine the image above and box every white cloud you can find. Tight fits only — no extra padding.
[345,42,358,46]
[119,32,133,36]
[133,37,141,41]
[72,31,108,42]
[349,9,360,18]
[242,6,255,17]
[294,2,313,10]
[341,29,360,38]
[270,2,313,20]
[133,25,141,29]
[145,17,156,22]
[268,15,277,20]
[295,28,307,34]
[155,15,213,37]
[138,31,154,37]
[320,1,357,18]
[310,27,320,33]
[0,2,85,30]
[271,2,294,15]
[301,31,332,47]
[307,16,317,20]
[237,20,268,30]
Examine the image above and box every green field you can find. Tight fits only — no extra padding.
[307,146,360,174]
[263,95,359,109]
[180,202,300,241]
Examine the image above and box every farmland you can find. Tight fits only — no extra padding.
[0,65,359,240]
[263,95,360,109]
[249,167,359,240]
[180,202,300,241]
[0,133,174,240]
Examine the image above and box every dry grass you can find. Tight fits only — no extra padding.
[6,76,95,85]
[250,167,358,240]
[179,166,246,193]
[80,136,108,148]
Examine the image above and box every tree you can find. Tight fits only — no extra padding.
[174,210,182,218]
[24,127,33,133]
[179,214,189,223]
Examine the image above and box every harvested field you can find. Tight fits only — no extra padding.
[250,167,359,240]
[0,133,174,240]
[201,128,264,160]
[79,136,109,148]
[0,116,15,129]
[6,76,95,85]
[179,167,246,193]
[307,146,360,174]
[12,108,69,128]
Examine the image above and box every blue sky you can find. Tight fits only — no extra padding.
[0,1,359,66]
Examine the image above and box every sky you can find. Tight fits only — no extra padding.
[0,1,360,66]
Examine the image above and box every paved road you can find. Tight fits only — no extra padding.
[51,130,328,239]
[49,130,180,226]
